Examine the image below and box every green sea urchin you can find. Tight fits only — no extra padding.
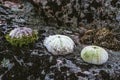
[6,27,38,47]
[81,45,108,65]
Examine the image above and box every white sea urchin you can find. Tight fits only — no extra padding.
[44,35,75,55]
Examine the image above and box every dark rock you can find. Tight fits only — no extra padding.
[31,0,120,27]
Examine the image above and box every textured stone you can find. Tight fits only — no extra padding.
[31,0,120,27]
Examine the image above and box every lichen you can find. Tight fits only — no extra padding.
[80,28,120,51]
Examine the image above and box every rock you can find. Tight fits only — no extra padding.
[31,0,120,27]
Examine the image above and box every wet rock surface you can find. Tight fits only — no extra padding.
[0,0,120,80]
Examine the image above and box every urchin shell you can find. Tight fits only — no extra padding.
[44,35,75,55]
[6,27,38,47]
[81,46,108,65]
[9,27,33,38]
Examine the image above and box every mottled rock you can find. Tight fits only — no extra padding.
[31,0,120,27]
[80,28,120,51]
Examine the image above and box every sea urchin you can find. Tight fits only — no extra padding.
[44,35,75,55]
[5,27,38,47]
[81,45,108,65]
